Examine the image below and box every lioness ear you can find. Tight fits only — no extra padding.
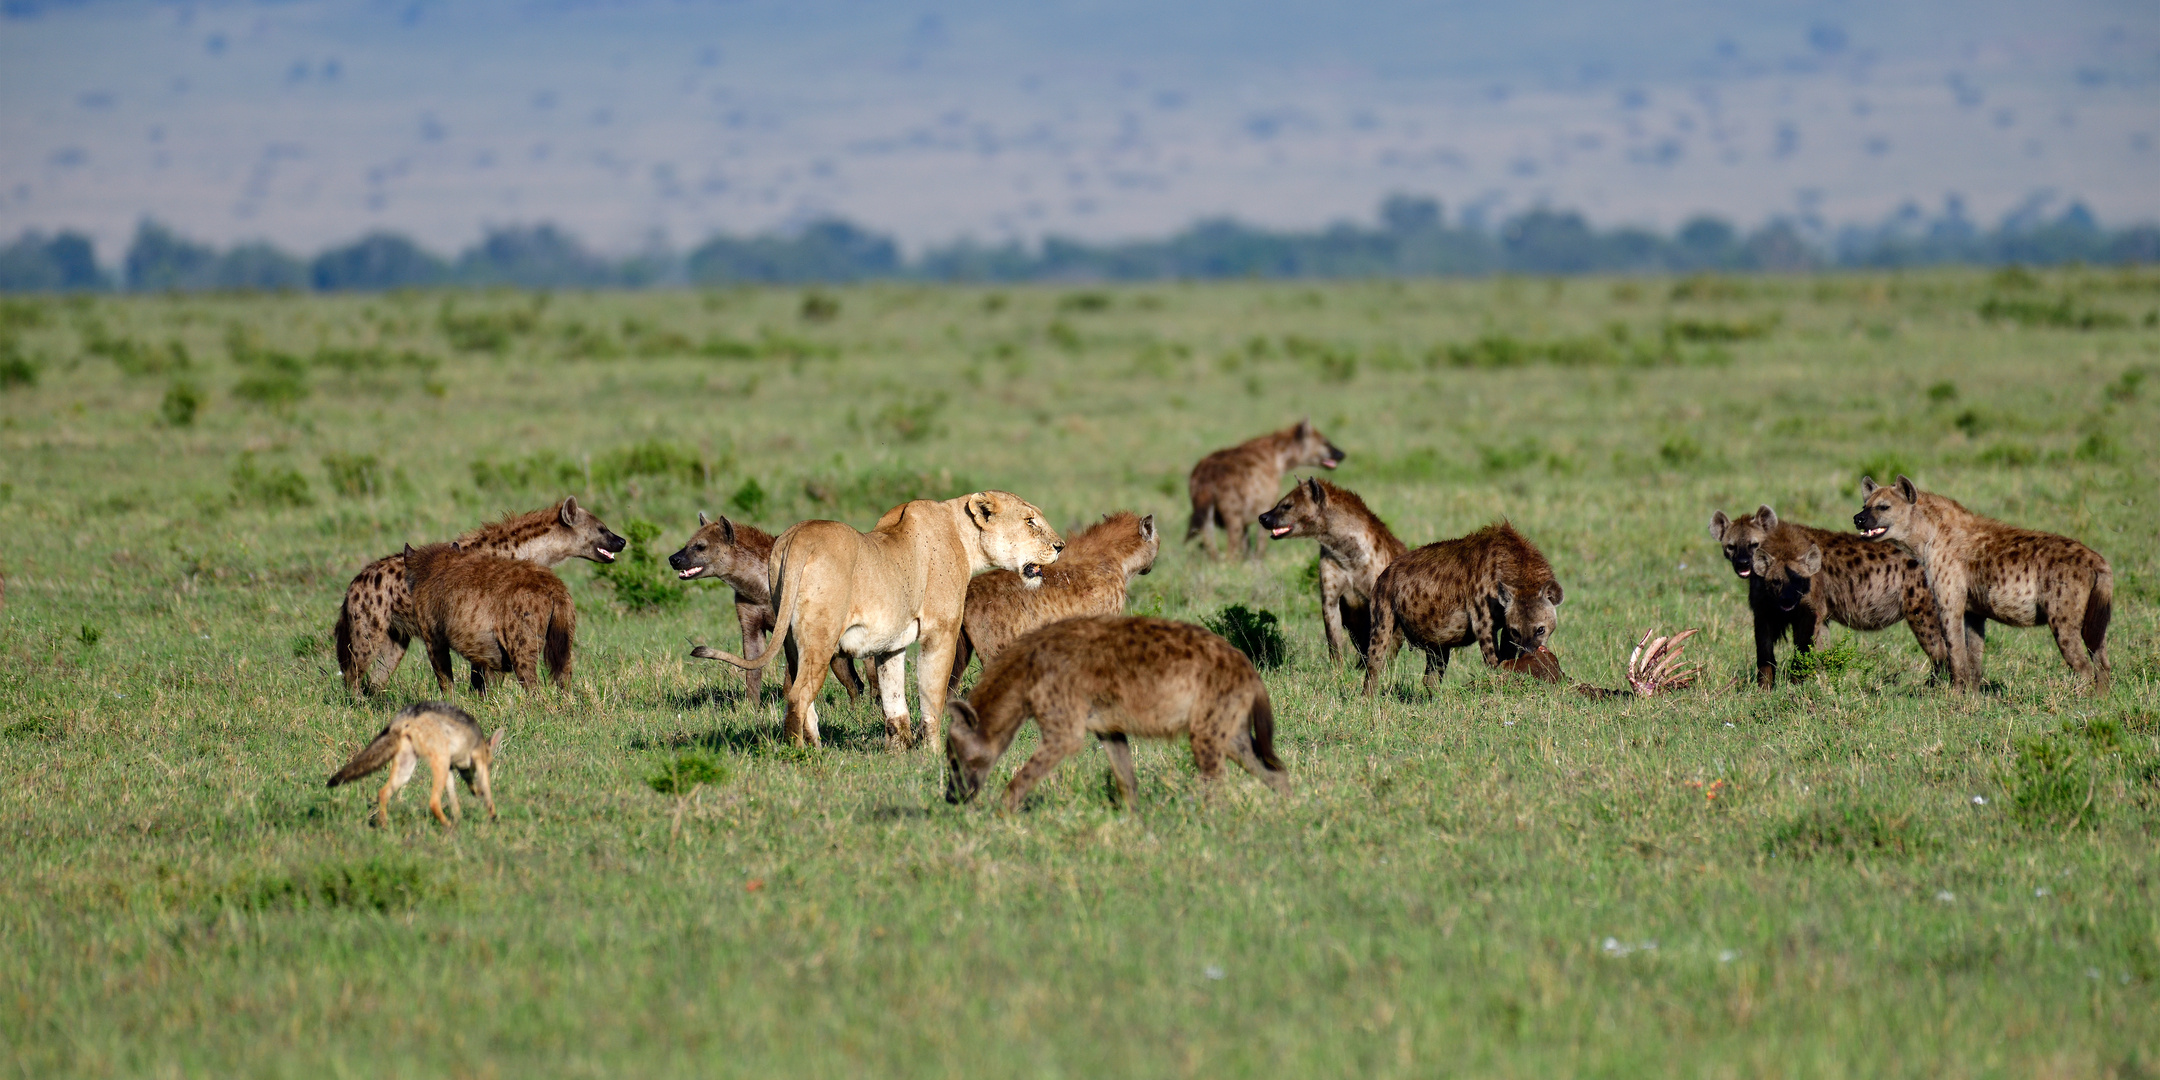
[488,727,505,755]
[1139,514,1156,541]
[1708,510,1731,540]
[1860,475,1880,496]
[1755,505,1778,529]
[1543,581,1564,605]
[1799,546,1823,576]
[560,496,579,527]
[1308,476,1326,506]
[697,510,709,527]
[965,492,993,525]
[1895,475,1919,504]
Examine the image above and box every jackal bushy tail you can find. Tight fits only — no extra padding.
[327,727,399,787]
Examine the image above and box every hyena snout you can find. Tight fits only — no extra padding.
[667,543,705,580]
[597,529,627,562]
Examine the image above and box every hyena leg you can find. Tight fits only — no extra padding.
[376,742,417,826]
[1422,648,1450,693]
[1224,705,1293,796]
[1962,612,1988,690]
[1000,712,1088,812]
[426,636,458,697]
[741,625,767,704]
[1098,733,1139,807]
[371,629,411,691]
[1188,726,1228,799]
[2048,614,2099,686]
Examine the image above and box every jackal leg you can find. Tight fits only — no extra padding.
[375,741,417,827]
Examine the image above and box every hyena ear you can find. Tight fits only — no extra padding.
[1708,510,1731,541]
[1543,581,1564,605]
[697,510,709,527]
[1799,545,1823,576]
[718,516,736,543]
[1138,514,1157,542]
[1754,505,1778,529]
[1308,476,1326,506]
[1895,475,1919,504]
[403,542,416,557]
[1859,475,1880,496]
[946,698,979,733]
[488,727,505,755]
[1495,582,1515,607]
[1295,416,1313,438]
[560,496,579,527]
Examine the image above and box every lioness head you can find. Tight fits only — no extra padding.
[1258,476,1329,540]
[557,496,628,564]
[1289,417,1347,471]
[964,491,1063,588]
[669,511,751,582]
[1708,505,1778,579]
[1493,579,1563,660]
[1853,475,1921,544]
[1750,528,1823,613]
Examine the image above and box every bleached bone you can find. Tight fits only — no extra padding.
[1625,627,1702,696]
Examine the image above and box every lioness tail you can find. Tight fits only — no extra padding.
[693,544,797,671]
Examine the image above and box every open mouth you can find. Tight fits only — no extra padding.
[1021,563,1043,582]
[1734,567,1751,578]
[675,565,703,580]
[1268,525,1293,539]
[1322,458,1341,470]
[1860,527,1888,539]
[1779,600,1798,612]
[596,545,619,562]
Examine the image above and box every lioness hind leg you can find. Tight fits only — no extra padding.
[876,650,912,748]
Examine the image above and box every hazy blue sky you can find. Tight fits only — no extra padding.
[2,0,2154,256]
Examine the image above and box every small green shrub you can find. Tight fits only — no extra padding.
[728,477,768,519]
[648,751,730,795]
[874,393,947,443]
[224,858,444,913]
[471,450,583,494]
[321,452,384,498]
[1977,442,2038,468]
[1205,604,1286,671]
[77,624,101,648]
[231,351,311,408]
[160,380,203,426]
[0,340,38,390]
[1926,380,1958,403]
[1663,313,1780,343]
[591,439,712,488]
[1763,803,1926,860]
[593,519,687,612]
[800,291,841,322]
[1978,295,2129,331]
[2104,367,2147,402]
[230,453,314,508]
[1787,636,1859,681]
[290,632,328,658]
[2006,734,2096,831]
[1057,291,1112,313]
[2,715,61,740]
[439,301,538,353]
[1658,435,1703,466]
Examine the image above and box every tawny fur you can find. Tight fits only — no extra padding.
[334,498,622,697]
[689,491,1065,750]
[667,512,870,705]
[944,615,1291,811]
[1362,521,1564,698]
[1854,476,2112,692]
[327,701,503,827]
[947,511,1161,692]
[1257,478,1409,662]
[1185,418,1345,558]
[404,543,578,695]
[1710,505,1950,687]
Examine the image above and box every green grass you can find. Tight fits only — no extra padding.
[2,270,2157,1076]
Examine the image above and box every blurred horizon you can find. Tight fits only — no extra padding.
[3,0,2155,265]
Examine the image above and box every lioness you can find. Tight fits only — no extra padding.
[691,491,1064,749]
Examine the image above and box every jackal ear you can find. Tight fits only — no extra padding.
[1754,505,1778,529]
[1138,514,1157,542]
[1708,510,1731,540]
[1798,545,1823,576]
[1543,581,1564,605]
[1307,476,1326,506]
[1894,475,1919,504]
[1859,475,1880,496]
[488,727,505,755]
[697,510,709,527]
[560,496,580,527]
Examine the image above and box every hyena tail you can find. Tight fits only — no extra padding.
[2082,568,2113,657]
[1248,686,1285,773]
[328,726,400,788]
[333,603,358,690]
[544,590,577,684]
[1184,503,1215,544]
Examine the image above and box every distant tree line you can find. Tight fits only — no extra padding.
[3,195,2154,292]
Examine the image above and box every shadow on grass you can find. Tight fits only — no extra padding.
[631,717,894,755]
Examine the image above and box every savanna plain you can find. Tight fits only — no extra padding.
[1,270,2157,1078]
